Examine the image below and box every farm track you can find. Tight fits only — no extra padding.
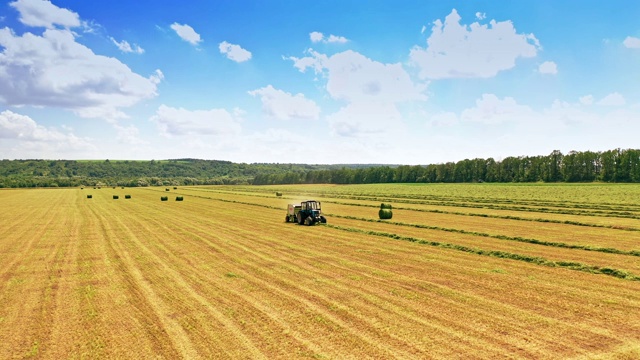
[1,186,640,358]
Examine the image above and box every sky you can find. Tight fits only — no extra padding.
[0,0,639,164]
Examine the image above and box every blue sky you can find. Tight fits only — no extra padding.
[0,0,639,164]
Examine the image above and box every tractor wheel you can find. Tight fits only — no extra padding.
[285,215,290,223]
[297,213,304,225]
[320,216,327,224]
[305,217,315,226]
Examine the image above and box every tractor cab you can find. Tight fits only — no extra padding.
[285,200,326,225]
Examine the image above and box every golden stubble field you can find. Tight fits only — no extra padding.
[1,183,640,359]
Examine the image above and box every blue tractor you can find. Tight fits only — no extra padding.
[286,200,327,225]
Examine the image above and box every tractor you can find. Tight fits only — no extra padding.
[285,200,327,225]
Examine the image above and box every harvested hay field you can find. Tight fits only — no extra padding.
[1,184,640,359]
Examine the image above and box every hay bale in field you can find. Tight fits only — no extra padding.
[379,209,393,220]
[173,187,177,190]
[113,195,119,200]
[121,187,125,189]
[176,196,184,201]
[165,188,170,191]
[161,196,168,201]
[275,192,282,197]
[380,203,393,210]
[87,195,92,199]
[125,195,131,199]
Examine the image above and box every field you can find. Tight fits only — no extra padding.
[1,183,640,359]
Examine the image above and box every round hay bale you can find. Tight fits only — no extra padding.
[125,195,131,199]
[161,196,168,201]
[87,195,92,199]
[379,209,393,220]
[165,188,170,191]
[275,192,282,197]
[380,203,393,210]
[175,196,184,201]
[113,195,119,200]
[173,187,178,190]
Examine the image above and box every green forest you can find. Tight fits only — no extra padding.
[1,149,639,188]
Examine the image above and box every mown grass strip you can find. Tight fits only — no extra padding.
[327,214,640,257]
[326,200,640,232]
[323,224,640,282]
[167,188,640,232]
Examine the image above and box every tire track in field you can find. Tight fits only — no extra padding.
[86,205,193,359]
[139,198,584,358]
[96,199,268,359]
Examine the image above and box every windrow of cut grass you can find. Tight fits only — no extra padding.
[176,187,640,251]
[120,190,640,357]
[184,186,640,230]
[163,188,640,280]
[3,186,640,359]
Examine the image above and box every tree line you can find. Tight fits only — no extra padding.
[252,149,640,185]
[1,149,639,188]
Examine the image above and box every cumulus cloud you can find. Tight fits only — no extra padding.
[579,95,594,105]
[248,85,320,120]
[538,61,557,74]
[110,37,144,54]
[290,49,426,103]
[9,0,80,28]
[0,27,161,120]
[288,49,426,137]
[461,94,535,124]
[309,31,348,43]
[475,12,486,20]
[597,92,626,106]
[150,105,242,137]
[170,22,201,45]
[409,9,540,79]
[623,36,640,49]
[218,41,252,62]
[0,110,94,150]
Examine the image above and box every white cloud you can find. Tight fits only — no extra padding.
[308,31,348,43]
[429,112,458,127]
[538,61,557,74]
[248,85,320,120]
[579,95,594,105]
[420,25,426,34]
[409,9,540,79]
[218,41,252,62]
[326,34,348,43]
[110,37,144,54]
[0,27,161,120]
[290,49,426,103]
[475,12,486,20]
[9,0,80,29]
[597,92,626,106]
[289,49,426,137]
[461,94,535,124]
[310,31,324,42]
[150,105,242,137]
[112,123,147,145]
[0,110,94,150]
[623,36,640,49]
[170,23,201,45]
